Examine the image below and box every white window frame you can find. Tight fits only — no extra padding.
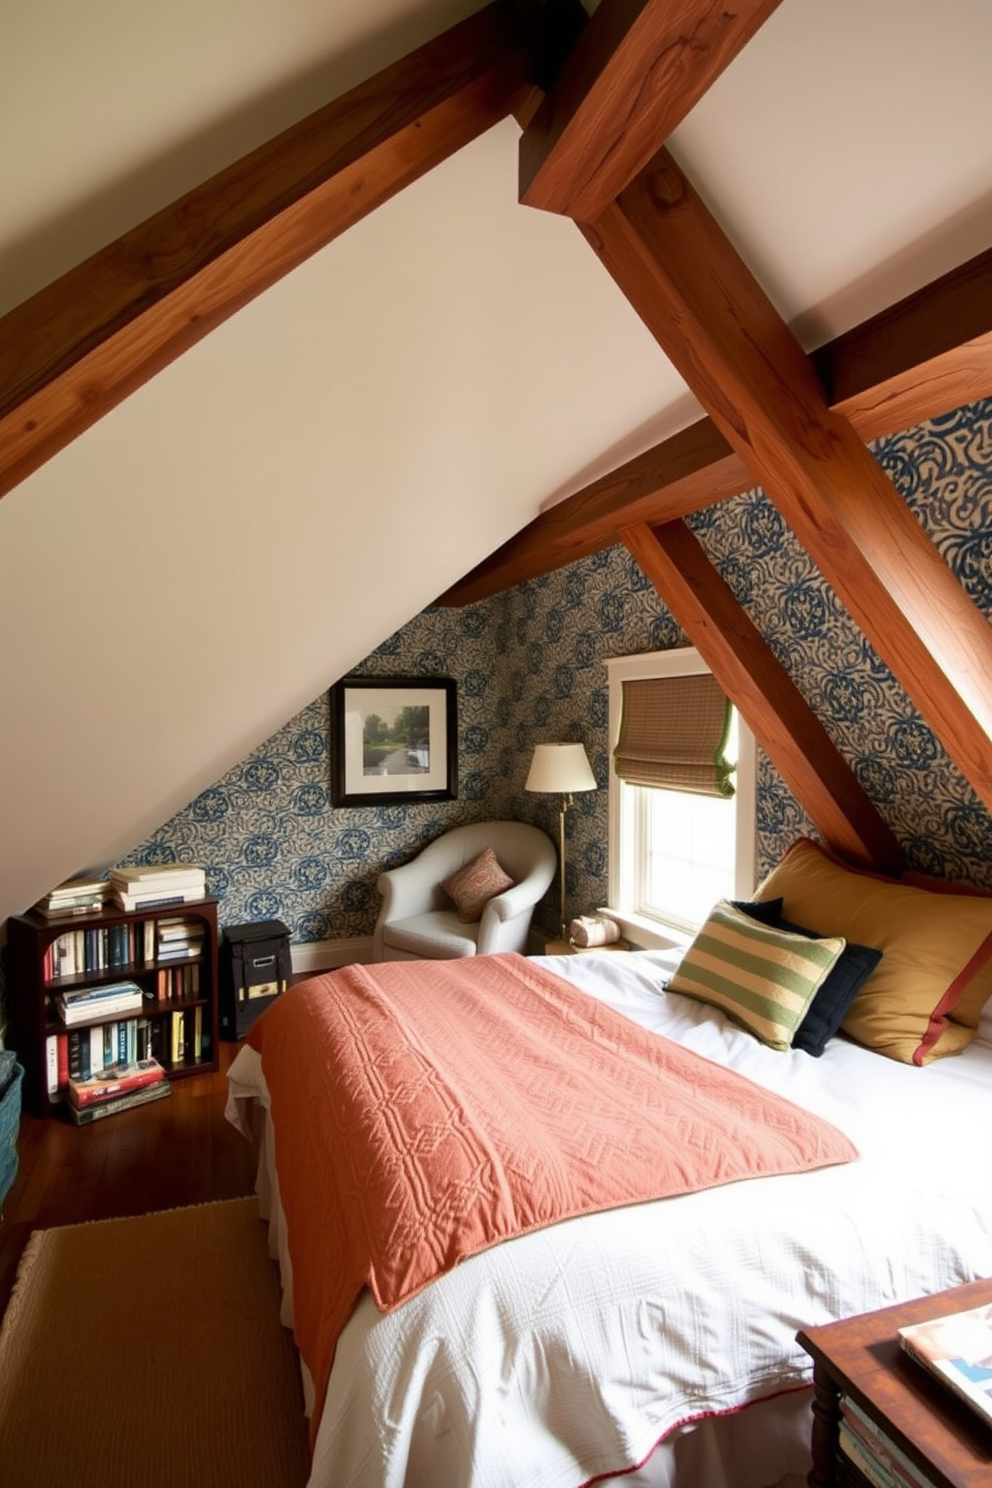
[604,648,757,949]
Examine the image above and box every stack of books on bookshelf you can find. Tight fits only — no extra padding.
[109,864,206,911]
[837,1396,939,1488]
[55,979,145,1026]
[66,1056,170,1126]
[155,916,206,961]
[32,875,110,919]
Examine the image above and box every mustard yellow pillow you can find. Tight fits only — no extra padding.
[755,839,992,1064]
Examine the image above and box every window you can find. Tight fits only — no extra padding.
[606,649,756,947]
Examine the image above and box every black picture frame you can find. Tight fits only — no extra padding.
[330,675,458,807]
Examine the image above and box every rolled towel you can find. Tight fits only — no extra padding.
[569,914,621,947]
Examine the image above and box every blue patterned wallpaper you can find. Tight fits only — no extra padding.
[119,398,992,947]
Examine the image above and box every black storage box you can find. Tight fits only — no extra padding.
[219,919,292,1040]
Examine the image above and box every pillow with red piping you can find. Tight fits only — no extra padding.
[754,838,992,1065]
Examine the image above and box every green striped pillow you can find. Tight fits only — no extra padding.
[668,900,847,1050]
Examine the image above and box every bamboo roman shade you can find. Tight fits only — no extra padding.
[614,674,735,797]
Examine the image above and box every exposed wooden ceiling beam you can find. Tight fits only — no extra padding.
[438,246,992,606]
[441,421,742,603]
[812,249,992,442]
[580,147,992,816]
[0,2,533,503]
[621,520,904,872]
[519,0,782,220]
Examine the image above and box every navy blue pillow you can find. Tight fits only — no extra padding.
[740,901,882,1056]
[731,897,783,926]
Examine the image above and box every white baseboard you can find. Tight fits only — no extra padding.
[290,937,375,975]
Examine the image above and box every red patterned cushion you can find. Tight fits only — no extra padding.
[442,847,515,923]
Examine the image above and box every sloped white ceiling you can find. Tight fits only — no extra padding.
[667,0,992,346]
[1,0,991,924]
[0,115,681,921]
[0,0,488,313]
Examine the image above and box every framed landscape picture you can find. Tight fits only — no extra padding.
[330,676,457,807]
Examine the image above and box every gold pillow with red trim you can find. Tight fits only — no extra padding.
[755,838,992,1065]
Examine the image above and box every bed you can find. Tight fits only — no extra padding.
[225,839,992,1488]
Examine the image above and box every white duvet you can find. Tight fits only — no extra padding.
[225,949,992,1488]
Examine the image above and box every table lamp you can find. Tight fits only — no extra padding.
[525,742,597,940]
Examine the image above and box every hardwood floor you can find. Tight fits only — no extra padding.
[0,1041,257,1319]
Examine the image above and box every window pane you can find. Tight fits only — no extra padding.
[606,650,754,941]
[637,785,737,930]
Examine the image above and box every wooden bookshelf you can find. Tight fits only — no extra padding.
[6,898,219,1117]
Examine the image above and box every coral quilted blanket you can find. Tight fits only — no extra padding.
[246,952,856,1442]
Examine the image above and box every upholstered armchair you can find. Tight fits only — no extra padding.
[373,821,557,961]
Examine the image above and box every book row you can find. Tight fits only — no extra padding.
[46,1007,209,1095]
[43,916,206,983]
[47,1017,151,1090]
[149,961,202,1003]
[838,1396,939,1488]
[48,963,203,1029]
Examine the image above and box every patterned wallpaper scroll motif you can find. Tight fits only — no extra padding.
[126,399,992,946]
[688,398,992,888]
[123,604,520,942]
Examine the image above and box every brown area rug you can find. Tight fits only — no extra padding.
[0,1196,310,1488]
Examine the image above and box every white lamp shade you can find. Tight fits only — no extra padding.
[525,742,597,794]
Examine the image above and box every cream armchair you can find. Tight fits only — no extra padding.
[373,821,557,961]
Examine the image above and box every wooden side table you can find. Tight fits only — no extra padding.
[797,1278,992,1487]
[543,938,632,956]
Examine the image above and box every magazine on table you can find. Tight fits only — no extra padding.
[898,1299,992,1428]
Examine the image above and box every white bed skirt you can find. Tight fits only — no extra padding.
[609,1395,811,1488]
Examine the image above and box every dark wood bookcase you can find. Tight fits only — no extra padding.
[6,898,220,1117]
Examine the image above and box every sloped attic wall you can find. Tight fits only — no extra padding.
[0,112,686,934]
[100,397,992,950]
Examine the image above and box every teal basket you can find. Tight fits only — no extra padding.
[0,1054,24,1219]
